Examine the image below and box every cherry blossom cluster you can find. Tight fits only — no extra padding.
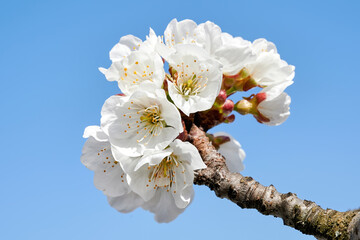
[81,19,294,222]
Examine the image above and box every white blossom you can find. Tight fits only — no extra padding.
[101,83,183,157]
[99,29,164,95]
[115,139,206,222]
[99,29,165,95]
[256,84,291,126]
[213,132,245,172]
[166,44,223,115]
[81,126,144,212]
[83,19,297,223]
[101,49,165,95]
[245,52,294,88]
[162,19,255,76]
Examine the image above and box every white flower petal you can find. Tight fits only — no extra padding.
[215,44,256,76]
[194,21,222,55]
[100,94,129,136]
[83,125,108,142]
[109,43,132,62]
[99,62,122,82]
[170,139,206,170]
[81,126,130,197]
[119,35,142,51]
[139,28,162,53]
[124,158,157,201]
[155,40,175,60]
[109,35,142,61]
[93,164,129,197]
[252,38,277,55]
[107,192,144,213]
[221,32,251,47]
[81,134,111,171]
[82,127,143,212]
[171,163,194,208]
[246,52,294,87]
[257,88,291,126]
[164,18,198,47]
[142,188,187,223]
[213,132,245,172]
[262,81,292,101]
[115,147,172,173]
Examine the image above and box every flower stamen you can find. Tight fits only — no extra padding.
[149,154,180,190]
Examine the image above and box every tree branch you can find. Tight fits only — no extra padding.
[189,124,360,240]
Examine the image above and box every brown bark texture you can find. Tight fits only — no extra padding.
[189,124,360,240]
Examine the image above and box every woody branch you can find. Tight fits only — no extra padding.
[189,124,360,240]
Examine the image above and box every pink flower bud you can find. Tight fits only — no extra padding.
[216,90,227,105]
[222,99,234,115]
[255,92,267,103]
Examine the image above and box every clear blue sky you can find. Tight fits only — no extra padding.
[1,0,359,239]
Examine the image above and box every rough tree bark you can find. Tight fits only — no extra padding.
[188,124,360,240]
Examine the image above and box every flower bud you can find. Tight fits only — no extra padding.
[234,99,253,115]
[255,92,266,103]
[216,90,227,105]
[222,99,234,116]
